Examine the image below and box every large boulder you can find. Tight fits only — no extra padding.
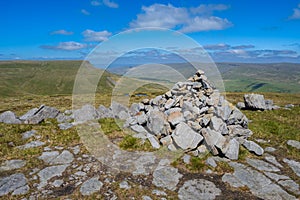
[244,94,266,110]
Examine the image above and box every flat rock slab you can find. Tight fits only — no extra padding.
[17,140,45,149]
[38,164,69,189]
[223,162,296,200]
[287,140,300,150]
[80,176,103,196]
[0,159,26,172]
[242,140,264,156]
[152,160,182,191]
[22,130,37,140]
[0,173,28,196]
[178,179,221,200]
[278,179,300,195]
[39,150,74,164]
[246,158,280,172]
[283,158,300,177]
[264,154,283,168]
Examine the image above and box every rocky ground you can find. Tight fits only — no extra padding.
[0,125,299,199]
[0,71,299,199]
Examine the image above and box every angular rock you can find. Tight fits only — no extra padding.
[119,180,131,190]
[131,124,148,134]
[39,150,74,165]
[225,138,240,160]
[206,157,217,168]
[264,155,283,168]
[264,172,290,182]
[80,176,103,196]
[97,105,114,118]
[227,125,252,138]
[0,173,28,196]
[201,128,226,155]
[178,179,221,200]
[242,140,264,155]
[136,112,147,125]
[147,133,160,149]
[111,101,129,120]
[265,99,274,110]
[165,99,175,109]
[147,110,166,136]
[167,111,185,126]
[278,179,300,195]
[12,184,29,195]
[26,105,60,124]
[19,108,38,121]
[244,94,266,110]
[73,104,98,122]
[58,122,74,130]
[209,116,228,135]
[172,122,203,150]
[0,111,21,124]
[236,102,245,110]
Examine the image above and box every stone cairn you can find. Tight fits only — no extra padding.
[0,70,264,160]
[124,70,264,160]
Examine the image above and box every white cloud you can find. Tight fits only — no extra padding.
[82,29,112,42]
[91,1,101,6]
[129,3,232,33]
[180,16,232,32]
[50,30,73,35]
[41,41,87,51]
[103,0,118,8]
[81,9,90,15]
[289,3,300,19]
[130,4,188,29]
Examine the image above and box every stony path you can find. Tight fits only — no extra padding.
[0,127,299,200]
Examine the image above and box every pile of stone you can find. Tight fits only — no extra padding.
[237,94,280,111]
[124,70,263,160]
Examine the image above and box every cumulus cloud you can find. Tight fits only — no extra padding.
[82,29,112,42]
[103,0,118,8]
[129,3,232,33]
[40,41,87,51]
[81,9,90,15]
[289,3,300,19]
[50,30,73,35]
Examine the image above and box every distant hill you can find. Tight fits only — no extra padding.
[109,62,300,93]
[0,61,299,98]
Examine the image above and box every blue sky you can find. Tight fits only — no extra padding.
[1,0,300,62]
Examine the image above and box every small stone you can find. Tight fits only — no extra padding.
[182,154,191,164]
[80,176,103,196]
[52,179,64,187]
[264,155,283,168]
[147,133,160,149]
[206,157,217,168]
[167,111,185,126]
[142,196,152,200]
[22,130,37,140]
[242,140,264,156]
[265,147,276,152]
[119,180,131,190]
[160,135,172,146]
[38,165,69,189]
[225,138,240,160]
[152,189,167,196]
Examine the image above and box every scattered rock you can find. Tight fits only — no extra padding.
[73,104,98,122]
[80,176,103,196]
[58,123,74,130]
[264,154,283,168]
[244,94,266,110]
[178,179,221,200]
[206,157,217,168]
[25,105,60,124]
[111,101,129,120]
[236,102,245,109]
[19,108,38,121]
[242,140,264,156]
[39,150,74,165]
[17,140,45,149]
[287,140,300,150]
[265,147,276,152]
[0,111,21,124]
[182,154,191,164]
[21,130,37,140]
[283,158,300,177]
[0,173,28,196]
[119,180,131,190]
[0,159,26,172]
